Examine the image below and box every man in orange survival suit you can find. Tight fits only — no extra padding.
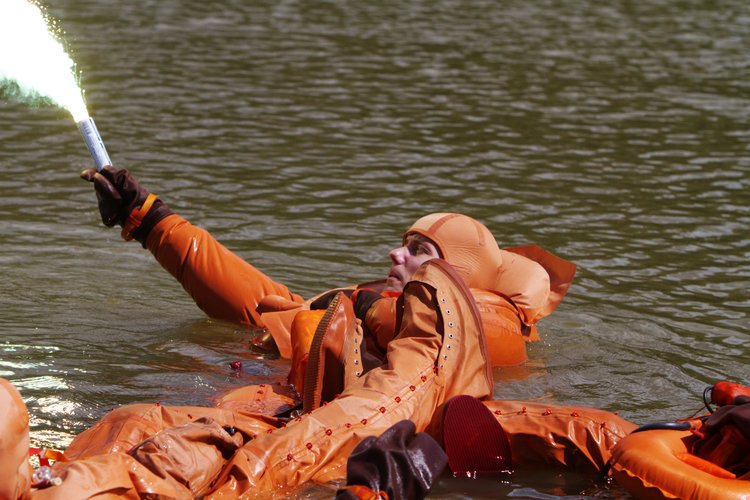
[0,168,635,499]
[79,166,576,385]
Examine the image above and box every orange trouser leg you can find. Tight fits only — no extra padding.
[32,453,190,499]
[37,404,280,499]
[64,403,279,460]
[481,400,636,473]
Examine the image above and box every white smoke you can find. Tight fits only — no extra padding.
[0,0,88,121]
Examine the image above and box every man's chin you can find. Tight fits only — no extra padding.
[383,276,404,292]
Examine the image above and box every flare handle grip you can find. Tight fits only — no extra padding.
[77,117,111,171]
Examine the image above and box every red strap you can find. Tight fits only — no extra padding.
[121,193,157,241]
[29,446,67,466]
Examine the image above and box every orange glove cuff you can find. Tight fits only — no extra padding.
[121,193,157,241]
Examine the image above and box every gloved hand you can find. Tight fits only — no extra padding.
[80,167,173,245]
[693,395,750,477]
[336,419,447,500]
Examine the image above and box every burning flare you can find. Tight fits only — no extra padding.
[0,0,87,121]
[0,0,111,169]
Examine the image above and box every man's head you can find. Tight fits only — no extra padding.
[385,233,442,292]
[385,213,503,292]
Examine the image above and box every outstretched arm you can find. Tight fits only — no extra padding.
[81,167,303,327]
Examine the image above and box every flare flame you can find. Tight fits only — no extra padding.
[0,0,88,121]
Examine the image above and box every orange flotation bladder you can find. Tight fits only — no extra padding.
[611,380,750,500]
[610,426,750,500]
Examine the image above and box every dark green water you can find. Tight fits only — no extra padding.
[1,0,748,497]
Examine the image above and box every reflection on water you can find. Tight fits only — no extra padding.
[1,0,748,497]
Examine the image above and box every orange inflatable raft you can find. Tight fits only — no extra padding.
[610,381,750,500]
[610,426,749,500]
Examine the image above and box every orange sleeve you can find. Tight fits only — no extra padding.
[145,214,304,327]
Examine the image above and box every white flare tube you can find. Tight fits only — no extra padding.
[77,117,112,171]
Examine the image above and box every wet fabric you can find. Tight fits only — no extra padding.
[63,403,280,460]
[129,417,243,496]
[302,292,364,412]
[439,400,635,474]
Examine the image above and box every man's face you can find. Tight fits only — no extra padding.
[384,234,441,292]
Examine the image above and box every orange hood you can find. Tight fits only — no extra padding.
[405,213,575,324]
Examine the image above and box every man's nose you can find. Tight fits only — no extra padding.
[389,246,406,264]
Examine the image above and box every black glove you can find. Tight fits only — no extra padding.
[693,395,750,477]
[336,420,447,500]
[702,395,750,443]
[81,167,173,246]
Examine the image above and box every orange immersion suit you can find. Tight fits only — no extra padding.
[16,257,633,498]
[1,212,625,499]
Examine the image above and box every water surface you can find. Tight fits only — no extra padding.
[1,0,748,497]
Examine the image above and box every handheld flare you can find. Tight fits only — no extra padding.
[77,117,112,171]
